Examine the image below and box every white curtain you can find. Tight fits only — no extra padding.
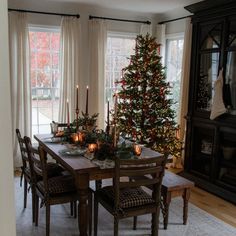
[9,12,31,168]
[140,24,152,36]
[59,17,81,123]
[156,24,166,63]
[88,19,107,129]
[178,18,193,154]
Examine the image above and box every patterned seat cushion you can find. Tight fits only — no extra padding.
[37,175,76,195]
[97,186,154,209]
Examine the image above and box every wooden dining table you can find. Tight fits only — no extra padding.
[34,134,162,236]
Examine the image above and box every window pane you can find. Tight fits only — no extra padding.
[165,37,184,121]
[29,27,60,138]
[36,32,50,50]
[105,33,136,114]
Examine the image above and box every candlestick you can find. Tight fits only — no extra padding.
[106,99,110,135]
[114,91,118,120]
[67,99,70,128]
[113,92,118,148]
[86,85,89,115]
[107,99,110,126]
[76,109,79,131]
[76,85,79,111]
[113,125,117,148]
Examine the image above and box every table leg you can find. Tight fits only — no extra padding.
[183,188,190,225]
[76,173,89,236]
[161,191,171,230]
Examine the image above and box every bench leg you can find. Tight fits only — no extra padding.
[161,191,171,230]
[182,188,190,225]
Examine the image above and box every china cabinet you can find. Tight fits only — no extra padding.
[184,0,236,204]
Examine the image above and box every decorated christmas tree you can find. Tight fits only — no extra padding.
[116,34,182,158]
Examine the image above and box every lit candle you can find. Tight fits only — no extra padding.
[88,143,97,153]
[76,85,79,111]
[86,85,89,115]
[71,133,79,143]
[133,144,142,156]
[113,91,118,148]
[107,99,110,127]
[67,99,70,128]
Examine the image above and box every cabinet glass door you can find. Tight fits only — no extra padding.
[226,52,236,114]
[197,52,220,111]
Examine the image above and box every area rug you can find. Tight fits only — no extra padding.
[15,177,236,236]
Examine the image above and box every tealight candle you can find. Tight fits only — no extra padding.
[71,133,79,143]
[88,143,97,153]
[133,144,142,156]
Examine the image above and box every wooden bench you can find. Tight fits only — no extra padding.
[131,170,194,230]
[161,171,194,229]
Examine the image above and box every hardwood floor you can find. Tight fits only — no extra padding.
[167,166,236,228]
[189,186,236,227]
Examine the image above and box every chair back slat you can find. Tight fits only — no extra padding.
[24,136,45,184]
[16,129,29,168]
[120,166,163,177]
[119,178,161,189]
[114,153,167,209]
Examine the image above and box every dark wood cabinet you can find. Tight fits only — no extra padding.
[183,0,236,204]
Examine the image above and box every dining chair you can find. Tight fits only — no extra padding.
[24,136,92,236]
[93,153,167,236]
[16,129,65,223]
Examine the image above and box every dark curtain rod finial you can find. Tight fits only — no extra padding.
[89,15,151,25]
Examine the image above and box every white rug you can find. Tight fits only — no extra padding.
[15,177,236,236]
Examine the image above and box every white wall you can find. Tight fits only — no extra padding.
[0,0,16,235]
[165,18,186,35]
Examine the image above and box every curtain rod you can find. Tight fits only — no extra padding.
[158,15,192,24]
[8,8,80,18]
[89,15,151,25]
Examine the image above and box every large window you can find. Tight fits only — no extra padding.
[105,32,136,111]
[165,34,184,121]
[29,27,60,136]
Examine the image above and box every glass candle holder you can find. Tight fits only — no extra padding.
[78,132,85,143]
[133,144,142,156]
[88,143,97,153]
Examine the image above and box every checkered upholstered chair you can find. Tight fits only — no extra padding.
[16,129,64,223]
[93,153,167,236]
[24,136,93,236]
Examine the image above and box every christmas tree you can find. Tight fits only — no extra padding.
[116,34,182,158]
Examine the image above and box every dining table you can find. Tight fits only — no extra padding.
[34,133,162,236]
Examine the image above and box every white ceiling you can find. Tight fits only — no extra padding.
[41,0,202,14]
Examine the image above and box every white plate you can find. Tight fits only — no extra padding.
[43,137,62,143]
[59,148,86,156]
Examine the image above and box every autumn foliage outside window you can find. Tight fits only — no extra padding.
[29,27,60,136]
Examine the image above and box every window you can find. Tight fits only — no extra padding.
[165,34,184,121]
[105,32,136,111]
[29,27,60,136]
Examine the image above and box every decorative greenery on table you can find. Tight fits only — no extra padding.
[115,33,182,159]
[73,112,99,131]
